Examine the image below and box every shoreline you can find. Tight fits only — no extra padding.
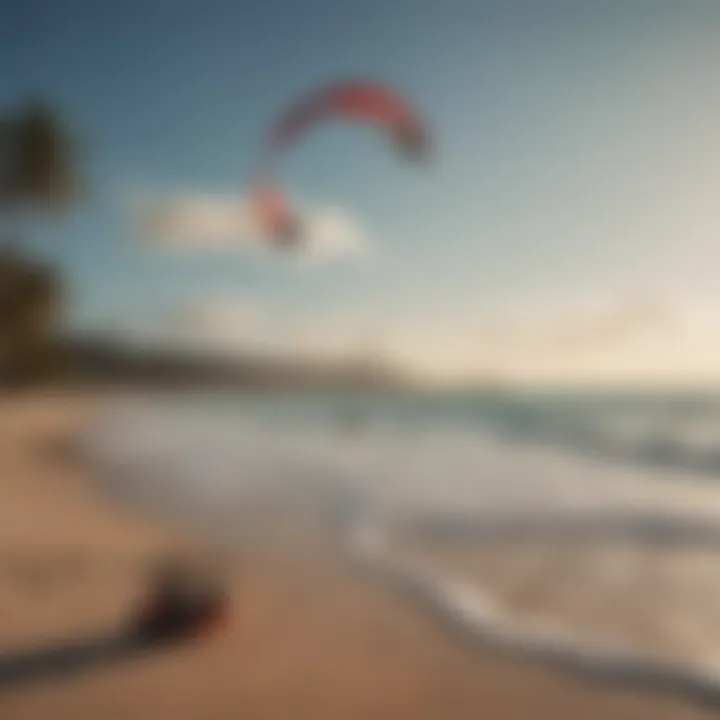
[0,392,713,718]
[378,522,720,709]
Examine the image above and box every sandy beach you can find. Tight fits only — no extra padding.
[0,393,712,719]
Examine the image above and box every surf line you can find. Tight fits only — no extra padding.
[345,515,720,711]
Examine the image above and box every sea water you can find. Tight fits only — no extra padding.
[85,387,720,687]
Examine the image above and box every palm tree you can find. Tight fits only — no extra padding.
[0,101,81,385]
[0,101,80,211]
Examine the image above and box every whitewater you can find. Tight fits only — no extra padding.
[83,389,720,708]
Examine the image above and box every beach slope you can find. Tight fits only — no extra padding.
[0,394,710,719]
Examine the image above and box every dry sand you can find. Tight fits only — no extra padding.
[0,392,712,719]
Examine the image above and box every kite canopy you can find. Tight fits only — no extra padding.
[251,79,431,246]
[268,79,431,162]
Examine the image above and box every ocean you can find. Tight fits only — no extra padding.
[85,387,720,697]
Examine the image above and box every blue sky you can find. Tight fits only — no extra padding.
[4,0,720,381]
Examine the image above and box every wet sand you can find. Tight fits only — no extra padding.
[388,530,720,668]
[0,393,711,719]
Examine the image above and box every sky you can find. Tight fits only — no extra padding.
[3,0,720,383]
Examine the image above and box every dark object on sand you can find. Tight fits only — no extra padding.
[0,558,229,691]
[130,559,229,643]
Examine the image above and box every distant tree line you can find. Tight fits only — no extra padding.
[66,334,406,390]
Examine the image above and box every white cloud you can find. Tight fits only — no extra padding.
[105,281,720,386]
[178,295,260,336]
[156,295,384,362]
[132,193,366,262]
[165,295,271,354]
